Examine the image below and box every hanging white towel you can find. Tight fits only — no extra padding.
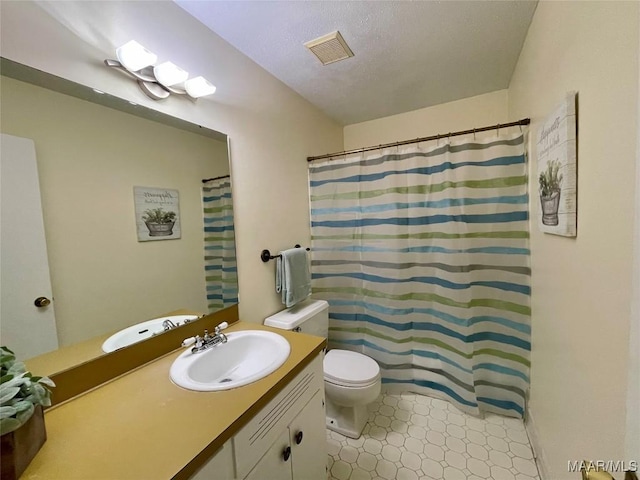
[275,248,311,307]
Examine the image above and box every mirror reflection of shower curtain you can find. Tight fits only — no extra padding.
[309,132,531,418]
[202,178,238,312]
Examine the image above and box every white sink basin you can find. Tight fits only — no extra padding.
[101,315,199,353]
[170,330,290,391]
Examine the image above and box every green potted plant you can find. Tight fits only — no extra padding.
[539,159,563,226]
[0,346,54,480]
[142,207,177,236]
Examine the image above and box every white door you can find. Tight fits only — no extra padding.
[1,134,59,359]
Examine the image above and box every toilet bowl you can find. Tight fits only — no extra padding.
[323,349,381,438]
[264,299,382,439]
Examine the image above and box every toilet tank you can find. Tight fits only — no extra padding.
[264,299,329,338]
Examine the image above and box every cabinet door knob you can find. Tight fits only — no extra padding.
[282,446,291,462]
[295,431,303,445]
[34,297,51,308]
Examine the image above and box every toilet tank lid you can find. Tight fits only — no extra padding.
[264,299,329,330]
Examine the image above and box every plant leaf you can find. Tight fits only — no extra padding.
[1,346,15,355]
[38,377,55,388]
[0,372,28,390]
[31,383,46,400]
[0,374,14,384]
[0,386,20,405]
[0,416,22,435]
[11,400,33,413]
[0,405,17,419]
[0,355,15,365]
[7,361,26,375]
[15,403,34,425]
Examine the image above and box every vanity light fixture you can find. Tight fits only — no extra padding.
[104,40,216,101]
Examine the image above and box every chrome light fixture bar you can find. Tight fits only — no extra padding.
[104,40,216,101]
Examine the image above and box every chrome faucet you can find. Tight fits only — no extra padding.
[182,322,229,354]
[162,319,178,331]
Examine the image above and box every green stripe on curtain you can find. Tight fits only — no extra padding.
[202,178,238,312]
[309,133,530,418]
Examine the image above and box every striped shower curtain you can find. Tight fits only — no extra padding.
[309,133,530,418]
[202,177,238,312]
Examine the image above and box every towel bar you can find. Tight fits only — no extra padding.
[261,244,310,262]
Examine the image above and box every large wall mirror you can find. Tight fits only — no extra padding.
[0,58,238,375]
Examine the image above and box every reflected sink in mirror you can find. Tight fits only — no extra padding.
[101,315,200,353]
[170,331,290,391]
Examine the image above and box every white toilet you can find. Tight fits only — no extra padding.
[265,299,381,438]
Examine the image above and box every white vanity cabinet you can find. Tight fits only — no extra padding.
[245,391,326,480]
[190,353,326,480]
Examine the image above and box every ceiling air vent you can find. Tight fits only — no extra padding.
[304,31,354,66]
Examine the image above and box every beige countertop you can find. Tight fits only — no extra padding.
[22,321,326,480]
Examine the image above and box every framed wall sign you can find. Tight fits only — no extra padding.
[134,186,181,241]
[536,91,577,237]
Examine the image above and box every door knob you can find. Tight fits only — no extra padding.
[34,297,51,308]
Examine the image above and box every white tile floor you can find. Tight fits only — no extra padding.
[327,392,540,480]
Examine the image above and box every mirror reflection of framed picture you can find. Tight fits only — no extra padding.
[134,186,181,241]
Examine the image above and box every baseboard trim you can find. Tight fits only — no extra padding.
[526,409,551,480]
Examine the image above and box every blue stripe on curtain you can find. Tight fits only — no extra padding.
[202,179,238,312]
[309,133,530,418]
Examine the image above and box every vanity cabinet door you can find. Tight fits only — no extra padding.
[190,440,235,480]
[244,429,292,480]
[289,391,327,480]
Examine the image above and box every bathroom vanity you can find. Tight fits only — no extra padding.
[21,322,327,479]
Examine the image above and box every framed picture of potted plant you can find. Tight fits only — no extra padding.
[133,186,181,241]
[536,91,577,237]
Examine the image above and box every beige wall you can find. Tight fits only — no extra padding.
[344,90,509,150]
[627,10,640,461]
[0,1,343,325]
[508,2,639,477]
[1,76,229,346]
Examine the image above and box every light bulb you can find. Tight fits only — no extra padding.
[184,76,216,98]
[153,62,189,87]
[116,40,157,72]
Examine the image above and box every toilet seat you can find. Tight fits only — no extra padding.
[324,349,380,387]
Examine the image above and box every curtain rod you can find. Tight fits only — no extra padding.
[202,174,230,183]
[307,118,530,162]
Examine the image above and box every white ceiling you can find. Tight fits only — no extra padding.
[176,1,537,126]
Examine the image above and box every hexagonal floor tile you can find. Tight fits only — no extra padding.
[326,392,539,480]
